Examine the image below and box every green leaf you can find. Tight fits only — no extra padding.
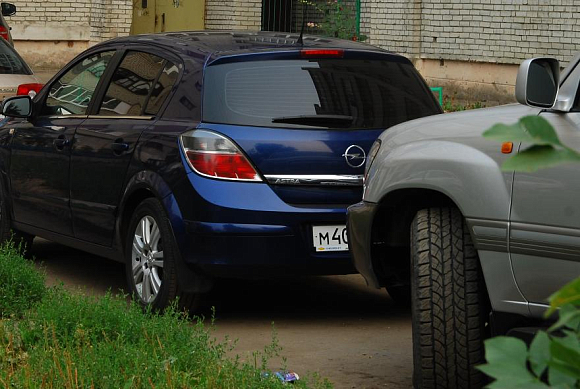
[520,116,564,147]
[547,277,580,316]
[529,331,550,377]
[477,337,537,386]
[483,116,564,147]
[548,365,577,388]
[501,146,580,172]
[549,340,580,379]
[548,304,580,332]
[483,121,535,143]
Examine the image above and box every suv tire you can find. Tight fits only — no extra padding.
[125,198,199,313]
[411,207,488,389]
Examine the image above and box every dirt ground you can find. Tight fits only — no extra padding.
[31,238,413,389]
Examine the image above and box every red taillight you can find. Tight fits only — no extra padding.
[300,49,344,58]
[186,151,259,180]
[17,83,43,98]
[0,26,8,41]
[180,130,262,182]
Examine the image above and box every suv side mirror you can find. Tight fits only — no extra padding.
[515,58,560,108]
[2,95,32,118]
[1,2,16,17]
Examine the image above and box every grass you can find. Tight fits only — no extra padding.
[0,242,332,389]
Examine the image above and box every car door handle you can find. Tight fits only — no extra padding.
[111,142,129,153]
[53,136,69,150]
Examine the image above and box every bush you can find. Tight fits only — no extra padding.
[0,241,45,317]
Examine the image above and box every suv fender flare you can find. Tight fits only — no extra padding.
[366,140,512,221]
[365,140,529,316]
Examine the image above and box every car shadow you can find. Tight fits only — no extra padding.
[30,238,411,321]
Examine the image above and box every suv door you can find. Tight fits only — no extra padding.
[69,50,179,246]
[510,88,580,314]
[9,51,115,236]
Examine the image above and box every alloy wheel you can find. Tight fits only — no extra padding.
[131,215,164,303]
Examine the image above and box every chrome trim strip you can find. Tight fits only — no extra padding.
[86,115,155,120]
[265,174,363,186]
[47,115,89,119]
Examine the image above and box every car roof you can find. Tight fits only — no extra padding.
[100,30,397,62]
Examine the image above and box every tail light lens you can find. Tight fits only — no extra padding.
[17,83,44,98]
[0,26,8,41]
[180,130,262,182]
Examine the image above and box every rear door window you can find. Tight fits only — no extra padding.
[98,51,166,116]
[203,58,440,129]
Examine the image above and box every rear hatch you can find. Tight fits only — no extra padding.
[201,50,441,205]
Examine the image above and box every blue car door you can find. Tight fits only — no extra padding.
[69,50,179,246]
[9,51,115,236]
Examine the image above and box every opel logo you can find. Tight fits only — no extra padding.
[342,145,366,168]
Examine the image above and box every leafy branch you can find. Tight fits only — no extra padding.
[483,115,580,172]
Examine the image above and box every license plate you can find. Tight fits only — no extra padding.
[312,225,348,252]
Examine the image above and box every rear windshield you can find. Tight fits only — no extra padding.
[0,40,31,75]
[202,58,440,129]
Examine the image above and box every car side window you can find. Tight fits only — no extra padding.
[42,51,114,116]
[98,51,170,116]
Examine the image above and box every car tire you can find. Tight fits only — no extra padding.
[125,198,199,312]
[411,207,488,389]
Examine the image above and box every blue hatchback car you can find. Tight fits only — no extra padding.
[0,31,441,310]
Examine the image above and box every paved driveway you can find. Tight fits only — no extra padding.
[31,238,413,389]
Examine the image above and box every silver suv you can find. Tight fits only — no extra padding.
[347,54,580,389]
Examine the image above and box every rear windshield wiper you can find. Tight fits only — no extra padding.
[271,114,354,128]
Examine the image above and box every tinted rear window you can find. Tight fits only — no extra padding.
[203,59,440,129]
[0,40,31,75]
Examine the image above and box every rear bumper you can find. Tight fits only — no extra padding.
[181,219,354,277]
[346,200,381,288]
[171,172,357,278]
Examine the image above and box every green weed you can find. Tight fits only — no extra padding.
[0,247,331,388]
[0,241,45,318]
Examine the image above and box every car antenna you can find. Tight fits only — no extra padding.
[297,1,306,46]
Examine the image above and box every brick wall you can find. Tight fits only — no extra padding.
[361,0,580,65]
[7,0,131,43]
[205,0,261,30]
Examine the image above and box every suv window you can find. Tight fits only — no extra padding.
[98,51,169,116]
[203,59,440,129]
[43,51,114,116]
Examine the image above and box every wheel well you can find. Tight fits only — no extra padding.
[370,188,456,288]
[120,188,155,242]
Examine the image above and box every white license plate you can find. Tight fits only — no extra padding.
[312,225,348,252]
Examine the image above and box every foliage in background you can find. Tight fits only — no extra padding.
[300,0,367,42]
[483,115,580,172]
[477,278,580,389]
[481,116,580,388]
[442,98,484,112]
[0,241,45,318]
[0,246,331,388]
